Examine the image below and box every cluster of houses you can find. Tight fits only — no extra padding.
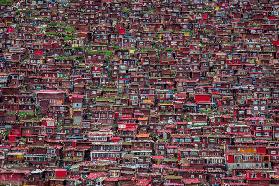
[0,0,279,185]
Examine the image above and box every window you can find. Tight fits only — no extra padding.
[209,138,215,143]
[76,152,83,157]
[158,145,164,150]
[48,149,55,154]
[74,129,79,134]
[264,126,271,130]
[193,137,200,142]
[256,126,262,130]
[264,132,270,136]
[243,155,248,161]
[261,100,267,104]
[271,151,277,155]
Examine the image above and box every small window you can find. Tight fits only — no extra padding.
[255,126,262,131]
[271,151,277,155]
[76,152,83,157]
[251,173,256,178]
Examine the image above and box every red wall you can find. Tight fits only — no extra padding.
[227,155,234,163]
[8,135,16,143]
[55,169,67,179]
[194,95,211,103]
[256,147,266,154]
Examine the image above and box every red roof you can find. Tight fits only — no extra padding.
[7,27,14,33]
[111,136,121,142]
[34,50,44,56]
[194,94,211,103]
[151,156,164,160]
[104,177,130,182]
[182,178,200,184]
[87,172,106,180]
[136,178,152,186]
